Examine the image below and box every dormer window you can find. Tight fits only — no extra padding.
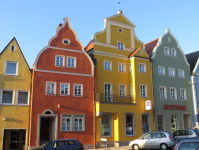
[118,42,124,50]
[10,45,16,52]
[63,39,70,45]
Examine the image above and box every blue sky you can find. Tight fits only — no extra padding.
[0,0,199,68]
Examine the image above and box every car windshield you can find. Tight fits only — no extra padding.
[194,130,199,136]
[179,142,199,150]
[39,141,51,148]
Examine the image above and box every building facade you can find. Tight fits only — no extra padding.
[145,29,193,132]
[0,38,31,150]
[85,11,154,147]
[28,18,94,149]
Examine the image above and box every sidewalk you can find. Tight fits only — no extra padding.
[86,146,131,150]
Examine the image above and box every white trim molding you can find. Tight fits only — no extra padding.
[4,60,19,76]
[16,90,30,105]
[0,89,15,105]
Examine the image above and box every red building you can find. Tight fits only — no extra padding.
[28,18,94,149]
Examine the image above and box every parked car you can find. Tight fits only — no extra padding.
[173,137,199,150]
[172,129,199,141]
[33,139,84,150]
[129,132,176,150]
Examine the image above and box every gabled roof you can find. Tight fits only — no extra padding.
[128,47,142,58]
[145,38,159,57]
[186,51,199,72]
[84,40,93,52]
[0,37,31,72]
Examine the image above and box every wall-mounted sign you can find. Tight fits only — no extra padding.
[163,104,186,110]
[145,100,152,110]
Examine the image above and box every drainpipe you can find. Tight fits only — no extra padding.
[93,66,96,149]
[191,75,199,127]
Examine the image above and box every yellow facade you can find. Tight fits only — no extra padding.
[0,38,31,150]
[93,12,154,147]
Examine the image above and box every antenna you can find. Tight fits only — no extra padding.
[118,2,121,11]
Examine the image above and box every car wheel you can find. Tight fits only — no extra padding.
[160,143,168,150]
[133,144,139,150]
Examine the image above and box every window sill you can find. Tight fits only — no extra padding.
[104,69,112,71]
[179,77,185,79]
[16,104,29,106]
[141,96,147,98]
[181,99,187,101]
[46,93,56,96]
[1,103,14,106]
[55,65,65,67]
[4,74,18,76]
[169,76,175,78]
[139,71,146,73]
[126,135,135,137]
[60,94,70,96]
[171,99,177,101]
[67,66,76,69]
[159,74,165,76]
[74,95,83,97]
[160,98,167,100]
[101,136,112,137]
[119,71,126,73]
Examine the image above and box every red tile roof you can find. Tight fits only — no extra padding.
[145,38,159,57]
[84,40,93,52]
[128,47,142,58]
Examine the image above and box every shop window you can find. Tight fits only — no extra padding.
[142,114,150,134]
[101,114,111,137]
[126,114,134,136]
[171,115,178,131]
[157,115,164,131]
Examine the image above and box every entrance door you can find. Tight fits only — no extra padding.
[10,131,20,150]
[171,115,178,131]
[105,84,111,102]
[183,114,191,129]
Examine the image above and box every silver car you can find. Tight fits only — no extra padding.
[173,137,199,150]
[172,129,199,142]
[129,132,176,150]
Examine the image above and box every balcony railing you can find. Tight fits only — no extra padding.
[95,93,134,103]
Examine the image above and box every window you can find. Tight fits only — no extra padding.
[62,116,71,131]
[159,87,166,99]
[67,57,76,68]
[170,88,177,100]
[5,61,18,75]
[119,63,125,72]
[101,114,112,137]
[104,61,112,71]
[139,64,146,73]
[119,85,126,97]
[118,42,124,50]
[74,84,83,96]
[164,47,169,56]
[168,37,171,42]
[142,114,150,134]
[151,133,162,138]
[126,114,134,136]
[105,84,111,102]
[180,89,186,100]
[75,117,83,131]
[169,68,175,77]
[171,48,176,57]
[158,66,165,75]
[1,89,14,105]
[157,115,164,131]
[17,90,29,105]
[129,63,132,73]
[171,115,178,131]
[46,82,56,95]
[10,45,16,51]
[140,85,147,97]
[118,28,123,33]
[179,69,185,78]
[178,142,199,150]
[56,55,64,67]
[130,85,133,98]
[140,50,143,54]
[142,133,151,139]
[63,39,70,45]
[60,83,70,96]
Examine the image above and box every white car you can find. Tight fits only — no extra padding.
[129,132,177,150]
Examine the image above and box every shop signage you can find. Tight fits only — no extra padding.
[163,104,186,110]
[145,100,152,110]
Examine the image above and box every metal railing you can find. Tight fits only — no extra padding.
[95,93,134,103]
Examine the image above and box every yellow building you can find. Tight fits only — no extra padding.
[85,11,154,147]
[0,38,31,150]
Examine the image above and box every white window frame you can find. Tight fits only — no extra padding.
[0,89,15,105]
[73,84,83,97]
[159,86,167,100]
[170,87,177,100]
[118,28,124,33]
[16,90,30,105]
[129,63,132,73]
[130,84,133,98]
[178,69,185,79]
[55,55,65,67]
[139,63,146,73]
[10,44,16,52]
[180,88,187,101]
[67,56,76,68]
[4,61,19,76]
[75,117,84,131]
[158,66,165,76]
[46,81,56,95]
[171,48,177,58]
[60,83,70,96]
[118,63,126,72]
[140,84,147,98]
[125,113,135,136]
[117,41,125,50]
[119,84,126,97]
[62,116,71,131]
[104,60,112,71]
[168,68,175,77]
[164,47,170,56]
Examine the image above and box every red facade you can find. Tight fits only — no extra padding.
[28,18,94,149]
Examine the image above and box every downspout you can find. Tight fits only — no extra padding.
[93,66,96,149]
[191,75,199,127]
